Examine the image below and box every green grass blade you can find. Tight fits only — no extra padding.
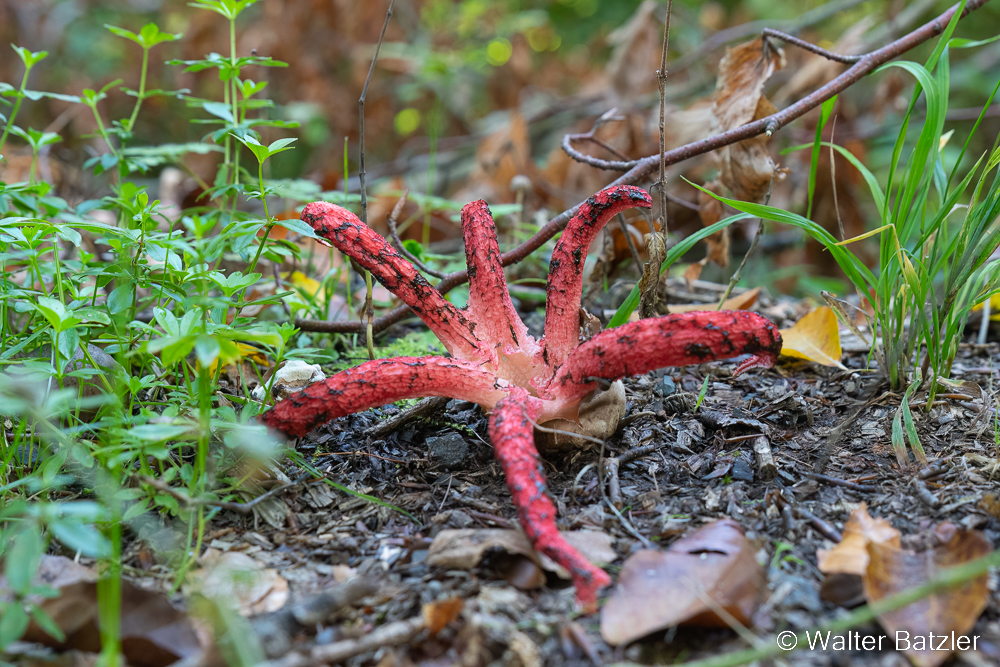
[807,96,837,219]
[607,212,752,328]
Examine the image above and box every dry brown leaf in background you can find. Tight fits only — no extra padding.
[11,556,203,667]
[978,493,1000,520]
[779,306,845,368]
[422,597,464,637]
[601,519,763,645]
[697,180,731,270]
[627,286,759,324]
[667,287,761,315]
[864,529,991,667]
[426,529,615,588]
[712,39,785,203]
[817,502,901,577]
[605,0,661,101]
[188,550,289,616]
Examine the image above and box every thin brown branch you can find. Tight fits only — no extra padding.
[295,0,990,335]
[384,190,447,279]
[761,28,862,63]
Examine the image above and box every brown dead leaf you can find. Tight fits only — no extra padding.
[536,381,626,452]
[977,493,1000,520]
[683,259,707,286]
[188,550,289,616]
[601,519,763,645]
[712,39,785,203]
[864,529,991,667]
[422,597,464,637]
[779,306,845,368]
[12,556,202,667]
[605,1,662,100]
[426,529,615,587]
[818,502,901,576]
[697,180,731,268]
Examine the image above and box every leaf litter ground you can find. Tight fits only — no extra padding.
[15,289,1000,667]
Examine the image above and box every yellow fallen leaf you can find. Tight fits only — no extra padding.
[283,270,324,299]
[779,306,845,368]
[970,293,1000,321]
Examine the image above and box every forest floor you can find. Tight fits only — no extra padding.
[26,286,998,667]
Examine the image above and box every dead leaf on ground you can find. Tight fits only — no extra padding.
[865,529,991,667]
[817,501,901,576]
[779,306,845,368]
[187,549,289,616]
[537,380,626,452]
[422,597,464,637]
[978,493,1000,520]
[6,555,202,667]
[426,529,616,590]
[601,519,763,645]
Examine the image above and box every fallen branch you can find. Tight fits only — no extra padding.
[295,0,989,335]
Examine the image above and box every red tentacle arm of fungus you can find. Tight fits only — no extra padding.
[542,185,652,366]
[300,202,484,360]
[263,184,782,611]
[550,311,782,401]
[260,356,506,438]
[488,387,611,612]
[461,200,532,355]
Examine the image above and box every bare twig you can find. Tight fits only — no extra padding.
[761,28,862,63]
[804,471,877,492]
[139,473,311,515]
[295,0,991,335]
[752,435,777,481]
[384,190,447,279]
[357,0,395,359]
[365,395,450,439]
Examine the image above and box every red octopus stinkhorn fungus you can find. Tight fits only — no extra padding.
[261,184,782,611]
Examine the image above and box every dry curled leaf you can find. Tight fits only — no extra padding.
[666,287,761,314]
[187,550,289,616]
[696,180,731,270]
[10,556,203,667]
[601,519,763,645]
[779,306,845,368]
[712,39,785,203]
[422,597,464,637]
[865,529,991,667]
[817,502,901,576]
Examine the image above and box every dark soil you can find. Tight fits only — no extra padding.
[118,297,1000,666]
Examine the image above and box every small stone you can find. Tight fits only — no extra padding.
[426,432,469,469]
[731,457,754,483]
[655,375,676,397]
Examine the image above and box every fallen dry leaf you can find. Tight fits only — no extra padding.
[712,39,785,203]
[817,502,901,576]
[977,492,1000,520]
[864,529,991,667]
[426,528,615,588]
[422,597,464,637]
[601,519,763,645]
[188,549,289,616]
[8,555,202,667]
[779,306,845,368]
